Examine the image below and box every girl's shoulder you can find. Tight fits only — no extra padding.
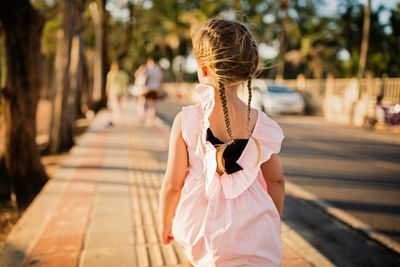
[182,103,202,114]
[180,103,203,146]
[181,103,203,123]
[173,104,201,124]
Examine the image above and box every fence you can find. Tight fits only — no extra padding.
[263,75,400,126]
[165,76,400,102]
[163,75,400,126]
[278,75,400,104]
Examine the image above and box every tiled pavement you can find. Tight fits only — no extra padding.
[0,100,332,267]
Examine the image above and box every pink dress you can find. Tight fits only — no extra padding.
[171,84,285,267]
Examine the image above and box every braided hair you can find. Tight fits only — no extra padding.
[192,18,261,173]
[215,81,234,173]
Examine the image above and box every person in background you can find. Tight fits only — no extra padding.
[106,61,130,126]
[139,58,164,126]
[134,63,148,117]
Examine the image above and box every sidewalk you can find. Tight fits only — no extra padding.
[0,100,332,267]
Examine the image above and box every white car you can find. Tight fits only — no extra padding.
[239,80,305,115]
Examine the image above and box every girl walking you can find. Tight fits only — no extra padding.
[159,18,285,267]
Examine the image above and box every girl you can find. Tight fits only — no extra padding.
[159,18,285,267]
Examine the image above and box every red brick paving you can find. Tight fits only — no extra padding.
[22,132,107,267]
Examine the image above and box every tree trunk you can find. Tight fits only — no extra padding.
[80,54,91,116]
[0,0,48,206]
[89,0,109,111]
[48,0,83,154]
[101,0,110,107]
[358,0,371,78]
[117,1,134,61]
[276,0,289,79]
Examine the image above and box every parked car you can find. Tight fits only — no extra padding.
[239,80,305,115]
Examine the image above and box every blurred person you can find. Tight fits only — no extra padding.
[158,18,285,266]
[364,95,390,128]
[133,63,148,117]
[375,95,400,127]
[106,61,129,125]
[375,95,386,125]
[137,58,164,125]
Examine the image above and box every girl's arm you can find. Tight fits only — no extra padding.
[159,112,188,244]
[260,154,285,217]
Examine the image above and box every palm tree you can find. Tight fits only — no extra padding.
[358,0,371,78]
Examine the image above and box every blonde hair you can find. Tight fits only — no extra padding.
[192,18,261,174]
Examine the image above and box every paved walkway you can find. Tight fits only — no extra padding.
[0,100,332,267]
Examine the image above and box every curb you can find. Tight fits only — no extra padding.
[285,181,400,255]
[282,224,334,267]
[0,111,109,267]
[155,116,172,134]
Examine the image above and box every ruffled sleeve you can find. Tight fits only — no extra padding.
[255,111,285,163]
[219,111,285,199]
[191,82,285,201]
[181,104,202,147]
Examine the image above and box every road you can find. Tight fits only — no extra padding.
[275,115,400,239]
[157,98,400,266]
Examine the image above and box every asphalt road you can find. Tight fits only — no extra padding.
[157,98,400,266]
[276,115,400,241]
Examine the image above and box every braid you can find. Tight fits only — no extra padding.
[192,19,263,173]
[204,26,221,42]
[215,81,234,174]
[246,78,262,164]
[246,79,252,136]
[218,81,233,142]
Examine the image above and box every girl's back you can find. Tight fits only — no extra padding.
[159,18,286,267]
[171,83,284,266]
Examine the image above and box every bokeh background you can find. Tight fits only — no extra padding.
[0,0,400,266]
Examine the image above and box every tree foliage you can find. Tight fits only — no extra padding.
[102,0,400,79]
